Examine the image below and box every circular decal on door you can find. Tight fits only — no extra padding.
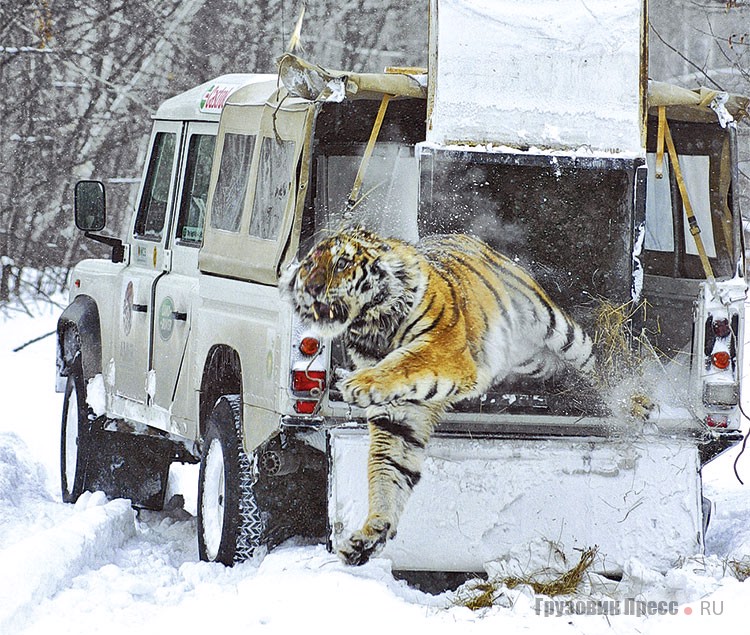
[158,297,175,341]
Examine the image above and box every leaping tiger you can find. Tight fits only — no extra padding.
[281,228,596,566]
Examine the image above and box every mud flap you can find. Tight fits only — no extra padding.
[85,425,174,510]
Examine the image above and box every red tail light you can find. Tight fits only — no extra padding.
[291,369,326,394]
[294,400,317,414]
[706,414,728,428]
[291,369,326,416]
[712,319,731,338]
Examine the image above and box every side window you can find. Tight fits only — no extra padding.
[176,134,216,245]
[210,133,256,232]
[249,137,296,240]
[134,132,177,241]
[645,153,716,258]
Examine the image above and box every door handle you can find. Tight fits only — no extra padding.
[171,311,188,321]
[132,303,148,313]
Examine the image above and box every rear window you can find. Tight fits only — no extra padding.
[249,137,296,241]
[418,150,637,312]
[642,118,735,279]
[311,143,419,243]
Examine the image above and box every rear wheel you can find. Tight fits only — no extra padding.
[198,395,266,565]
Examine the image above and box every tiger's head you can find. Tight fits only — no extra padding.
[281,228,416,337]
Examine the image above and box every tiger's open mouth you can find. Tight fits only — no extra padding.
[307,299,348,324]
[310,300,332,321]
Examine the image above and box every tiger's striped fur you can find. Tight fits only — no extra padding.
[281,228,595,565]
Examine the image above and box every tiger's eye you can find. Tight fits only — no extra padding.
[335,257,351,272]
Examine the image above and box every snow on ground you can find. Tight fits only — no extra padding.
[2,301,750,634]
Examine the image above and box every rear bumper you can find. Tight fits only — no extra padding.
[327,424,707,574]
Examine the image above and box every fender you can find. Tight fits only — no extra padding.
[56,294,102,389]
[199,344,242,438]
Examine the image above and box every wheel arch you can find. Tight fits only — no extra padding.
[57,294,102,384]
[199,344,243,439]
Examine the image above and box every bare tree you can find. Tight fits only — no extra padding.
[0,0,426,307]
[649,0,750,222]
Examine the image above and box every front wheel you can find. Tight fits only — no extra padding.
[198,395,267,565]
[60,357,175,510]
[60,359,94,503]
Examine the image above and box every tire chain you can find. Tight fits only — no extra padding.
[225,395,266,563]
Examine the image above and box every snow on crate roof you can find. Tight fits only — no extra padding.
[154,74,277,122]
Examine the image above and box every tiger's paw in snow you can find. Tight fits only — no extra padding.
[338,519,393,566]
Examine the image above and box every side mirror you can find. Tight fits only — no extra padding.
[73,180,124,263]
[74,180,106,232]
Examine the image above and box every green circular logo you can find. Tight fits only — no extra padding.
[158,297,175,341]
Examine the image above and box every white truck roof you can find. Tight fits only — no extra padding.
[154,73,277,122]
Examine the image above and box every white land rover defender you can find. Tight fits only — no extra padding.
[57,3,749,574]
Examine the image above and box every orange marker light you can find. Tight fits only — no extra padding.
[712,351,731,369]
[299,337,320,356]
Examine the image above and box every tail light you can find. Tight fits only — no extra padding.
[705,313,737,371]
[706,414,728,428]
[703,383,739,406]
[294,400,318,414]
[702,312,739,410]
[299,336,320,356]
[291,368,326,415]
[292,369,326,393]
[711,351,731,370]
[289,325,327,416]
[712,318,731,338]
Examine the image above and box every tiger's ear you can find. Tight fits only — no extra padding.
[278,259,301,295]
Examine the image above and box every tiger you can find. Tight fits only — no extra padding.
[280,227,596,566]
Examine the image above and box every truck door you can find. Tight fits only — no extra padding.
[112,121,183,412]
[151,122,217,435]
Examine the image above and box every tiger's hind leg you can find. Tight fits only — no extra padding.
[338,403,442,566]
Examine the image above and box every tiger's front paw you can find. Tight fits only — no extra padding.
[338,519,393,566]
[340,368,390,408]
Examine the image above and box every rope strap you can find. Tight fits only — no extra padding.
[655,106,666,179]
[657,106,715,281]
[346,94,392,210]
